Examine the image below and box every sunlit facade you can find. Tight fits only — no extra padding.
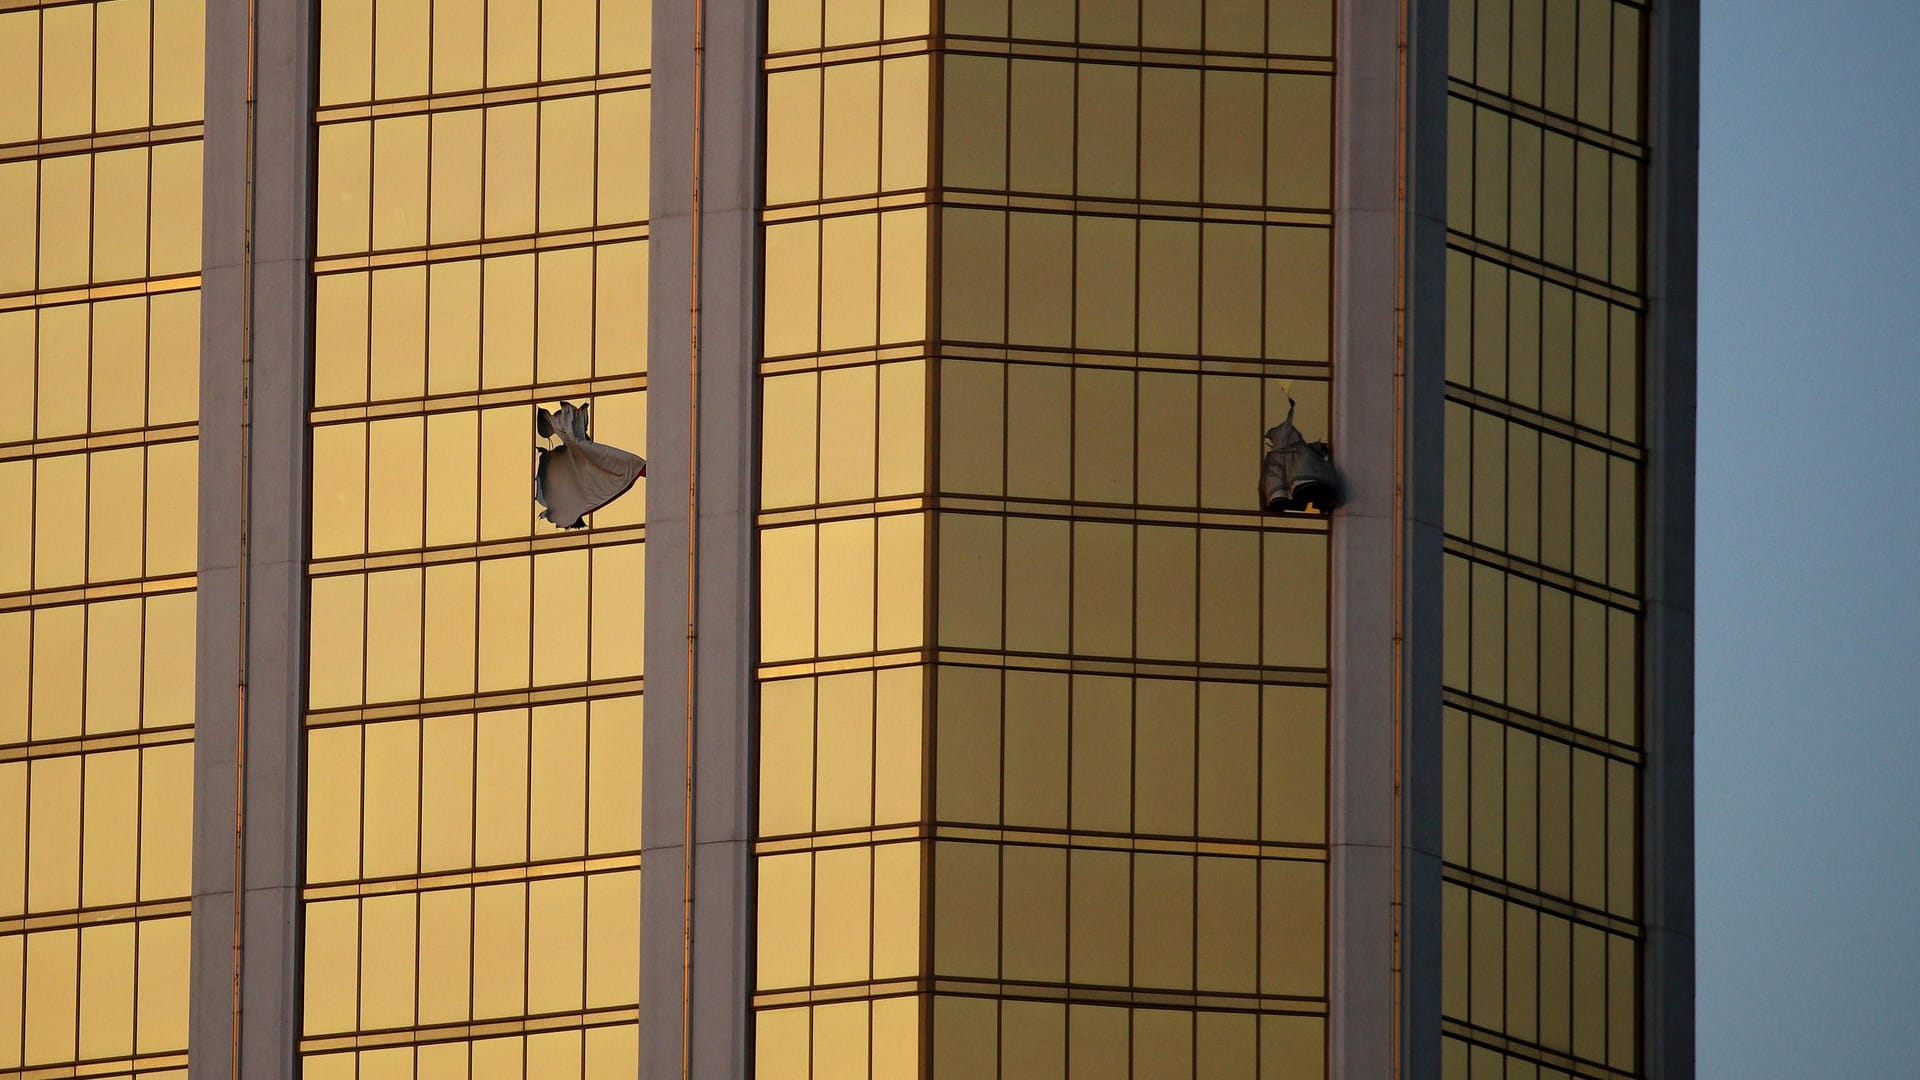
[296,0,652,1072]
[0,0,1694,1076]
[752,3,1334,1075]
[0,0,204,1073]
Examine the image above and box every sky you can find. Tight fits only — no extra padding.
[1696,1,1920,1075]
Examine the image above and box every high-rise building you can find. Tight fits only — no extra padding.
[0,0,1694,1077]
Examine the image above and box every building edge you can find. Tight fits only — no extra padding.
[1402,0,1453,1077]
[1642,1,1700,1076]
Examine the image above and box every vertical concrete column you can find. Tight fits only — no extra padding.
[642,0,761,1076]
[1642,2,1700,1075]
[1400,3,1452,1074]
[1327,3,1402,1067]
[1330,0,1448,1075]
[188,0,314,1073]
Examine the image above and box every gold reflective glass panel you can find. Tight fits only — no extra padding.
[757,2,1334,1073]
[0,0,202,1071]
[301,0,650,1070]
[1444,0,1648,1073]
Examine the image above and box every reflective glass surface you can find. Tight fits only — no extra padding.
[301,0,649,1072]
[1442,1,1646,1075]
[757,2,1334,1074]
[757,4,939,1070]
[0,0,203,1071]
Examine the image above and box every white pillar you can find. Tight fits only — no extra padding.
[642,0,763,1075]
[188,0,315,1072]
[1329,1,1449,1075]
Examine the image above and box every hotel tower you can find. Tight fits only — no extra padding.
[0,0,1695,1075]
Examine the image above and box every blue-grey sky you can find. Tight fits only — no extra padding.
[1698,1,1920,1075]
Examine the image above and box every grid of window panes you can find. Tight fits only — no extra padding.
[298,0,650,1074]
[0,0,203,1074]
[754,0,934,1073]
[1440,2,1646,1077]
[755,2,1335,1076]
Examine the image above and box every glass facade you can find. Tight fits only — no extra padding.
[0,0,204,1072]
[755,1,1336,1075]
[1440,0,1647,1076]
[299,0,651,1073]
[0,0,1693,1072]
[754,2,932,1072]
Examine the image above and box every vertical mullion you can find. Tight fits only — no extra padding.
[862,44,889,1058]
[519,713,535,1053]
[1253,10,1276,1054]
[521,1,551,1051]
[867,44,887,1078]
[918,43,941,1080]
[1123,10,1144,1072]
[806,25,828,1073]
[1060,13,1082,1064]
[73,17,105,1059]
[410,0,441,1025]
[133,91,160,1080]
[992,48,1013,1080]
[132,1,161,1045]
[1597,15,1618,1068]
[129,716,147,1057]
[410,49,444,1072]
[511,0,540,1019]
[1183,153,1203,1063]
[574,3,604,1031]
[458,35,487,1069]
[992,48,1010,667]
[14,756,28,1066]
[1057,31,1085,1072]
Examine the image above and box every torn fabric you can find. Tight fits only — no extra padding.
[1259,399,1340,514]
[534,401,646,529]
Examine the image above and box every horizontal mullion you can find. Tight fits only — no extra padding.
[754,977,1328,1012]
[923,498,1327,533]
[761,190,935,221]
[754,648,1329,687]
[1448,81,1648,158]
[939,39,1333,75]
[297,1006,640,1056]
[0,121,204,164]
[1441,536,1641,611]
[1440,688,1644,765]
[0,422,199,463]
[763,38,937,71]
[1444,383,1645,458]
[307,373,647,426]
[302,853,642,901]
[0,574,196,614]
[311,223,649,276]
[1442,1018,1638,1080]
[314,71,650,125]
[1446,236,1643,309]
[1441,866,1644,941]
[936,190,1332,226]
[0,722,195,764]
[0,897,193,938]
[304,526,646,579]
[755,823,1327,863]
[300,677,645,730]
[0,273,200,313]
